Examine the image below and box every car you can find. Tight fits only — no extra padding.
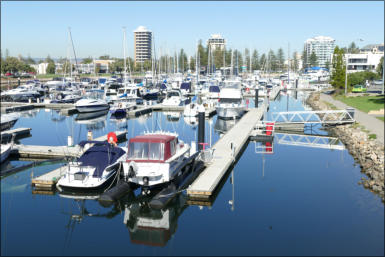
[5,72,13,77]
[352,84,367,93]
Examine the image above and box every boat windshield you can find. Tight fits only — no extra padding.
[219,98,241,104]
[167,91,180,97]
[128,142,164,160]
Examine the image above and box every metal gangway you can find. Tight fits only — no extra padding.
[274,133,345,150]
[270,109,355,125]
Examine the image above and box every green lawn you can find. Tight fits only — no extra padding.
[334,95,384,113]
[377,116,384,122]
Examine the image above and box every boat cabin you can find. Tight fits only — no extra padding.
[126,134,181,163]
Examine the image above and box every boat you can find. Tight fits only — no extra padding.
[56,141,127,191]
[75,89,109,113]
[109,100,136,116]
[122,131,195,190]
[1,84,42,102]
[161,90,190,106]
[215,82,246,119]
[1,135,15,163]
[1,113,20,131]
[183,102,200,117]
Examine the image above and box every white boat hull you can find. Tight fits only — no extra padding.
[216,106,246,119]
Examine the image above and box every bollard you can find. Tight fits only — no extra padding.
[346,108,355,119]
[28,98,32,103]
[67,136,73,147]
[295,79,298,89]
[87,130,93,140]
[255,88,259,108]
[197,105,205,151]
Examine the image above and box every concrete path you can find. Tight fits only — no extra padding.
[320,93,384,144]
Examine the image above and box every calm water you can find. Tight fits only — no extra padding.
[1,92,384,256]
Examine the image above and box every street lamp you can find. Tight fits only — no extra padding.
[345,39,364,95]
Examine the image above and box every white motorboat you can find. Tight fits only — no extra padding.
[162,90,190,106]
[56,141,127,191]
[215,82,246,120]
[1,113,20,131]
[122,131,195,189]
[183,102,200,117]
[75,90,109,113]
[1,135,15,163]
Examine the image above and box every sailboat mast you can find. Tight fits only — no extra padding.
[68,27,78,77]
[123,27,127,82]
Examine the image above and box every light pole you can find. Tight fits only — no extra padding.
[345,39,364,95]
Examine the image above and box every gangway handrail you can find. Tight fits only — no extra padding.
[270,109,355,124]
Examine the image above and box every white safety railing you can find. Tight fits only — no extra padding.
[271,109,355,125]
[275,133,345,150]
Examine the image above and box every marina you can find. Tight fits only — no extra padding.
[1,1,384,255]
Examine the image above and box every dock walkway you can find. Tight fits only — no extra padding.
[187,104,266,198]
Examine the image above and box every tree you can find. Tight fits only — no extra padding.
[267,50,277,72]
[325,60,331,71]
[99,55,110,60]
[376,56,384,77]
[25,55,36,65]
[82,57,93,64]
[46,62,56,74]
[259,53,266,71]
[292,52,299,72]
[330,46,346,91]
[347,71,380,88]
[348,42,360,54]
[302,49,308,70]
[252,50,259,70]
[277,48,285,71]
[309,51,318,67]
[45,55,54,64]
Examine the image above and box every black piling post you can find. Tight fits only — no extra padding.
[18,77,20,86]
[255,88,259,108]
[198,106,205,151]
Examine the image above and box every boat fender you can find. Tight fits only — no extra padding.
[128,161,138,178]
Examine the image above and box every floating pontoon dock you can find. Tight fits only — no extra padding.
[187,103,267,199]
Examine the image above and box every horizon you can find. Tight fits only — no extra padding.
[1,1,384,59]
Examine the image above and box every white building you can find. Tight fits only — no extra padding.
[207,34,226,51]
[304,36,335,68]
[133,26,152,63]
[31,63,49,74]
[345,52,383,74]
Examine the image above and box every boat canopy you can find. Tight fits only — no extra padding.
[180,82,191,90]
[127,134,177,162]
[209,85,220,92]
[77,141,126,177]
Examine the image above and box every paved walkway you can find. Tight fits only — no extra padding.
[320,93,384,145]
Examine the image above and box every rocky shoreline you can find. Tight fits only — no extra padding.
[306,92,384,202]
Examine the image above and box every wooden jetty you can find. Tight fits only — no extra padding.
[13,130,127,159]
[31,165,67,189]
[1,127,32,141]
[269,86,281,100]
[187,104,266,199]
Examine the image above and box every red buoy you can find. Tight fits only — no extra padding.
[107,132,117,144]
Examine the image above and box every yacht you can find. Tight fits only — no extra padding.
[162,90,190,106]
[75,89,109,113]
[56,141,127,191]
[1,113,20,131]
[122,131,195,190]
[216,82,246,120]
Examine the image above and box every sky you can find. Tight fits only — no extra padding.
[1,1,384,59]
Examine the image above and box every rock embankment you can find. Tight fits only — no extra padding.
[306,92,384,202]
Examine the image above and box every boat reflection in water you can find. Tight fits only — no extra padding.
[183,116,197,128]
[58,189,188,248]
[75,109,108,131]
[110,115,128,129]
[123,192,188,247]
[214,117,240,135]
[165,111,181,122]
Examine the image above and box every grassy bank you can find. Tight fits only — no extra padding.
[334,94,384,113]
